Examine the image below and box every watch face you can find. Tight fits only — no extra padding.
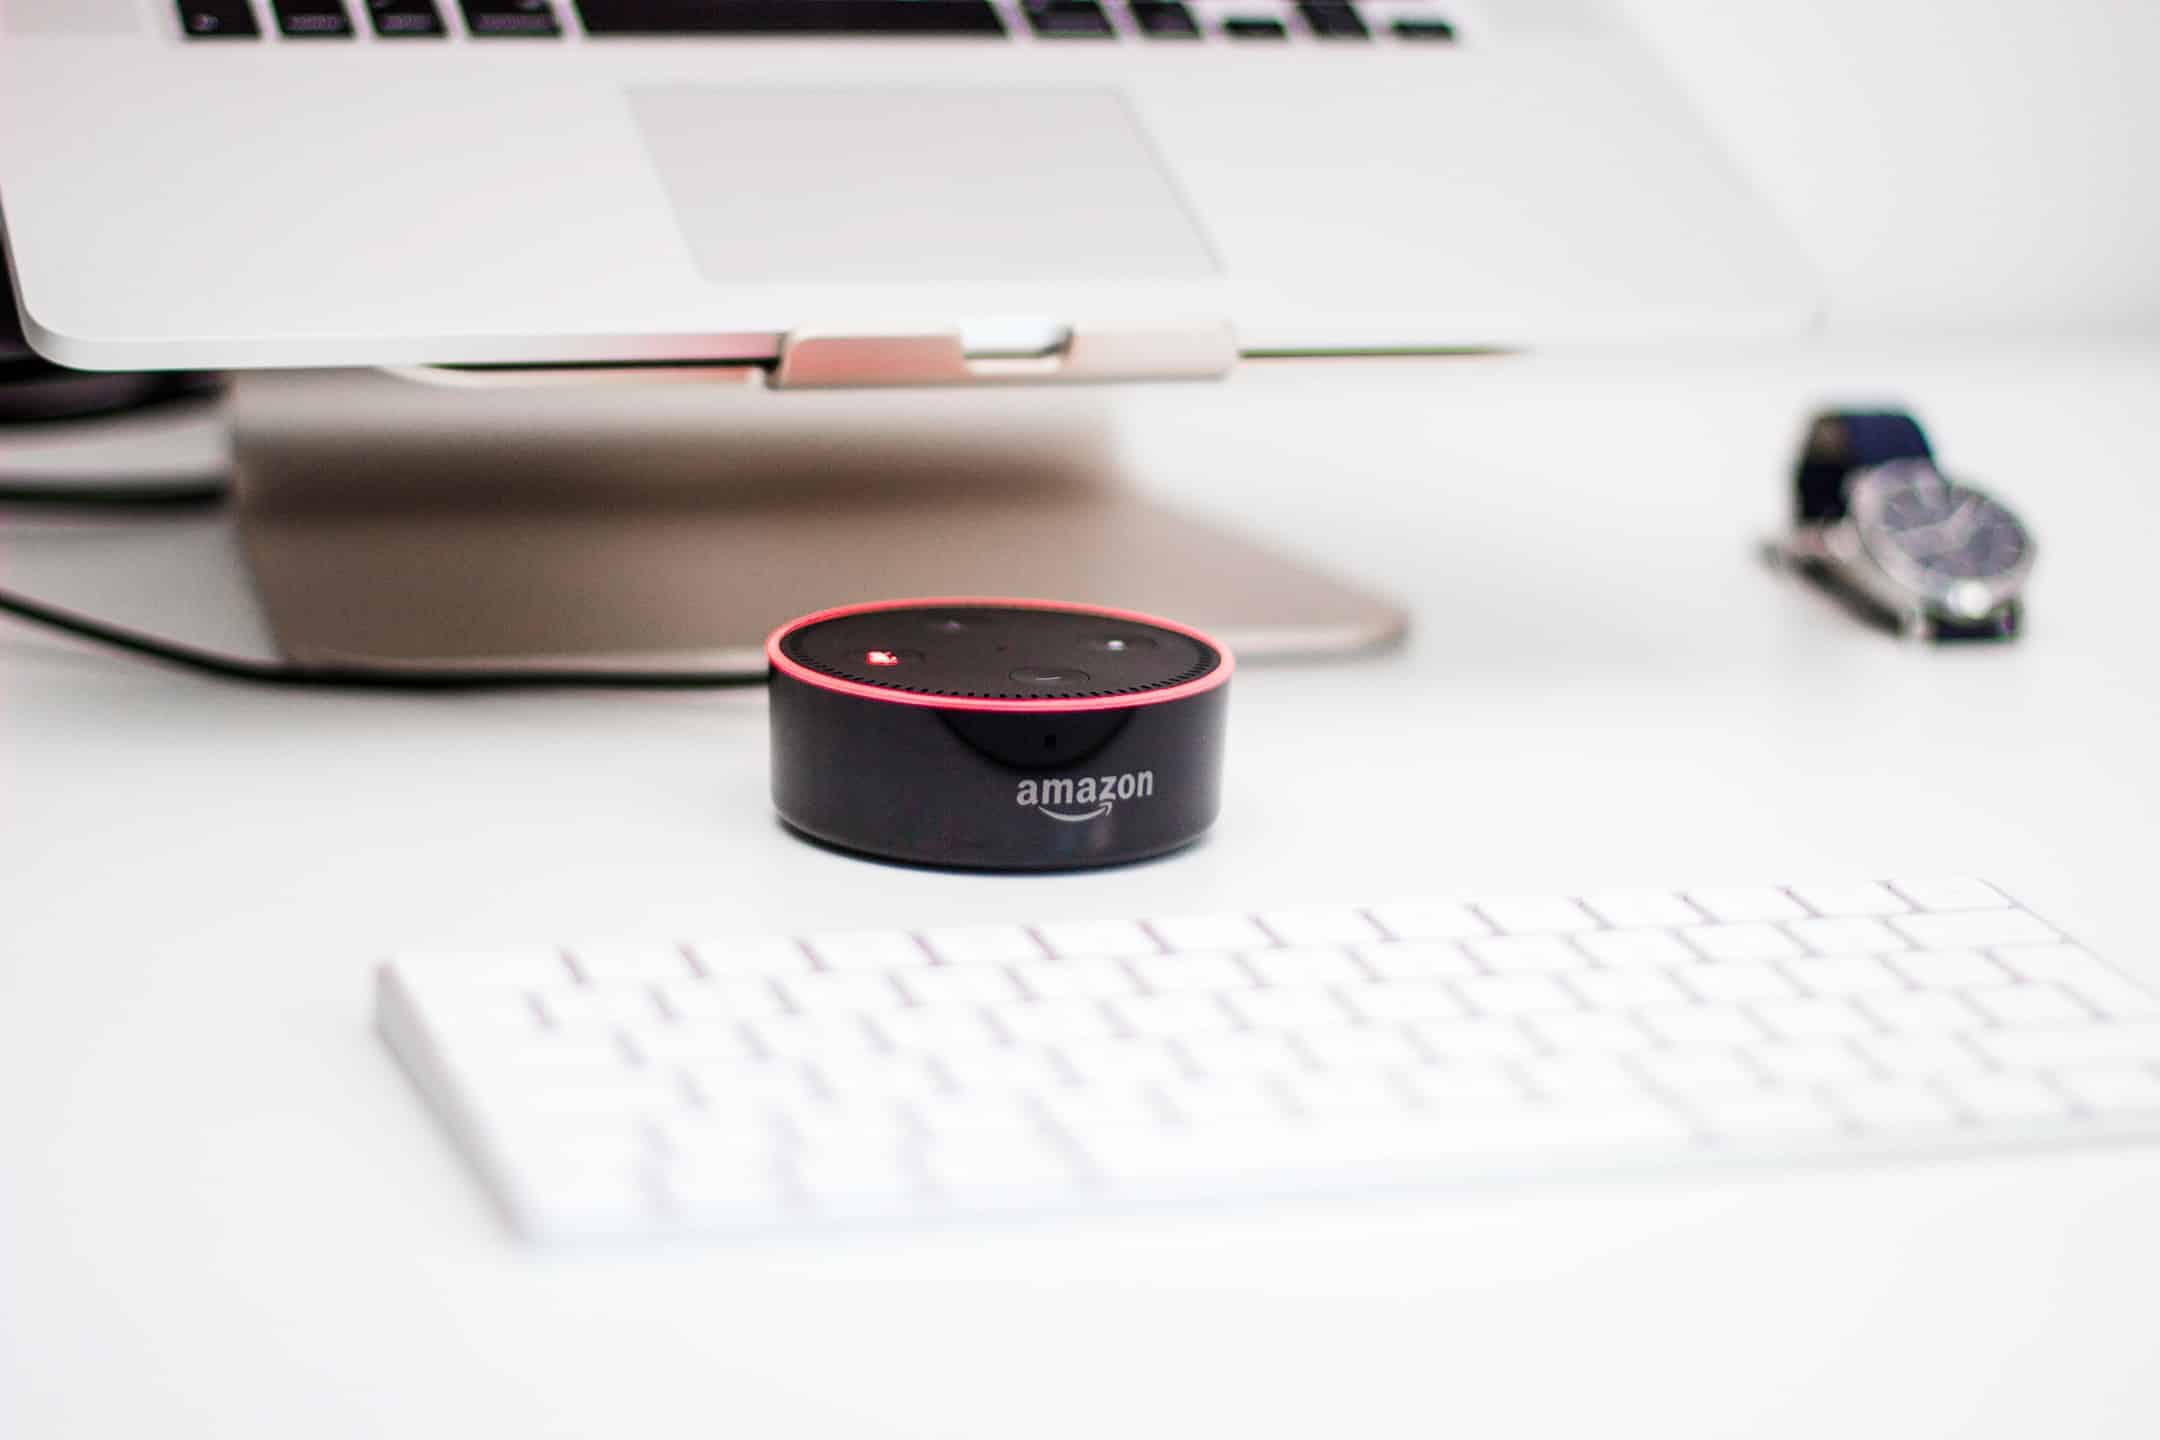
[1849,460,2034,615]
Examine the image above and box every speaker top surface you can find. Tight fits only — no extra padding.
[767,597,1232,711]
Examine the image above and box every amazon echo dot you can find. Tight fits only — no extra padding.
[766,598,1233,870]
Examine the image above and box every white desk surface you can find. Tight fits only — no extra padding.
[6,340,2160,1438]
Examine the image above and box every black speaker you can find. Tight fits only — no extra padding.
[767,598,1233,870]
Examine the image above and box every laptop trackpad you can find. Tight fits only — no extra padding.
[626,88,1220,285]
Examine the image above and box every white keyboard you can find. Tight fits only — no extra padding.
[376,880,2160,1242]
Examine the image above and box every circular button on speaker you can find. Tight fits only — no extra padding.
[1009,666,1091,689]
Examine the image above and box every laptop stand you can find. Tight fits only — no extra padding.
[228,365,1406,677]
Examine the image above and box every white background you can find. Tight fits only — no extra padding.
[1621,0,2160,336]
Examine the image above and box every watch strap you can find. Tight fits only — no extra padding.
[1795,410,1934,523]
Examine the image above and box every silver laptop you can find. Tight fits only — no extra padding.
[0,0,1814,375]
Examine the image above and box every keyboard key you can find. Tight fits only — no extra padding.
[1298,1,1368,38]
[1523,1054,1643,1095]
[1752,1041,1872,1086]
[1407,1018,1535,1062]
[1297,1025,1422,1071]
[1827,1079,1961,1132]
[366,0,446,34]
[1127,0,1198,37]
[1860,1033,1987,1078]
[1146,912,1271,953]
[894,965,1026,1009]
[2055,1066,2160,1114]
[690,935,813,976]
[1114,993,1239,1038]
[1786,917,1906,955]
[1576,929,1694,969]
[177,1,261,36]
[1025,0,1113,36]
[1889,948,2010,990]
[658,976,790,1023]
[1633,1052,1759,1097]
[1967,983,2092,1029]
[1355,940,1477,981]
[920,924,1042,966]
[1243,946,1365,988]
[993,1000,1122,1046]
[1222,16,1286,38]
[274,0,354,34]
[1414,1060,1529,1101]
[1228,985,1357,1030]
[1975,1021,2160,1070]
[1347,981,1467,1023]
[1368,899,1489,941]
[1786,884,1906,920]
[1052,1038,1187,1090]
[1567,968,1691,1012]
[1782,953,1907,996]
[1014,956,1139,1002]
[779,972,907,1012]
[1685,924,1805,963]
[1752,997,1874,1042]
[751,1012,887,1060]
[1121,949,1243,994]
[1036,919,1160,959]
[1890,877,2010,912]
[1258,906,1382,947]
[1284,1069,1418,1122]
[1891,909,2057,951]
[1467,935,1588,974]
[1679,960,1800,1004]
[462,1,558,35]
[1693,1090,1846,1139]
[537,984,656,1031]
[1860,990,1982,1035]
[1789,882,1910,917]
[1477,896,1597,934]
[1457,974,1577,1017]
[1525,1012,1654,1055]
[1687,887,1806,923]
[1175,1031,1304,1080]
[1581,889,1700,928]
[1390,17,1455,42]
[1640,1006,1764,1050]
[1996,946,2160,1018]
[804,929,928,972]
[1945,1072,2073,1124]
[575,0,1006,34]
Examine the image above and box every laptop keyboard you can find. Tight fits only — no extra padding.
[179,0,1459,43]
[376,880,2160,1242]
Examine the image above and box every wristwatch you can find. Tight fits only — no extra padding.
[1773,409,2035,642]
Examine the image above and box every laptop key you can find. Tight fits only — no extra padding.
[1222,16,1287,40]
[367,0,447,34]
[575,0,1007,34]
[462,0,561,34]
[176,1,262,35]
[1025,0,1114,38]
[1127,1,1198,37]
[1298,2,1368,39]
[1391,17,1456,42]
[274,0,355,33]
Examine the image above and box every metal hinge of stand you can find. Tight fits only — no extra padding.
[770,320,1237,389]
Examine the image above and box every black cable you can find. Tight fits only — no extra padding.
[0,475,229,507]
[0,584,770,690]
